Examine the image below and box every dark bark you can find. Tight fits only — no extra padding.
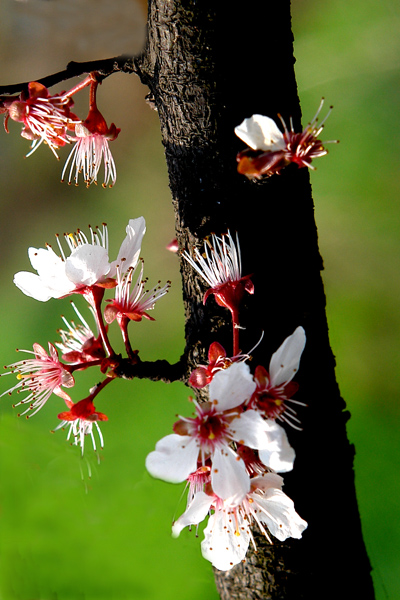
[134,1,376,599]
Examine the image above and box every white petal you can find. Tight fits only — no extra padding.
[14,268,76,301]
[28,246,63,276]
[209,362,256,411]
[229,409,275,449]
[65,245,111,286]
[234,114,285,152]
[269,326,306,387]
[251,472,284,492]
[256,488,307,541]
[201,507,250,571]
[14,271,55,301]
[145,434,199,484]
[258,421,295,473]
[172,491,214,538]
[14,246,76,300]
[211,446,250,503]
[110,217,146,276]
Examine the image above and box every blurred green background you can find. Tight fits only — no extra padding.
[0,1,399,598]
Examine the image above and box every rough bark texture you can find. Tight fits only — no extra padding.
[135,1,376,598]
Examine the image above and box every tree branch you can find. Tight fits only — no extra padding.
[115,356,187,384]
[0,55,136,96]
[132,1,376,598]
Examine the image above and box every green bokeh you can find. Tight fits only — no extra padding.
[0,1,399,598]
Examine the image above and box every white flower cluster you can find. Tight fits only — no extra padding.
[146,327,307,571]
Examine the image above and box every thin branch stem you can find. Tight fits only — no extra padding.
[115,356,188,384]
[0,55,136,97]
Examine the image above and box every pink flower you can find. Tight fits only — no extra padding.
[235,99,336,179]
[183,231,254,316]
[61,79,120,187]
[56,303,106,365]
[248,326,306,429]
[104,260,170,325]
[189,341,232,388]
[0,342,74,417]
[3,81,79,158]
[172,472,307,571]
[53,397,108,454]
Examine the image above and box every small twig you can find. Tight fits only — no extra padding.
[115,356,188,384]
[0,55,137,97]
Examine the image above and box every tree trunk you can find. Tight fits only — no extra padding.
[135,1,376,598]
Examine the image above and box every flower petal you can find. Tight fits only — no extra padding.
[258,421,295,473]
[269,326,306,387]
[13,272,56,301]
[251,472,284,492]
[172,491,214,538]
[145,434,199,484]
[14,246,75,300]
[256,488,307,541]
[28,246,63,276]
[235,114,285,152]
[229,409,276,449]
[201,507,250,571]
[110,217,146,276]
[65,245,111,286]
[211,446,250,503]
[209,362,256,411]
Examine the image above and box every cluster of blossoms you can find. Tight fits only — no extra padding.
[0,95,337,571]
[0,72,120,187]
[1,217,170,454]
[235,99,337,179]
[1,75,335,187]
[145,231,307,571]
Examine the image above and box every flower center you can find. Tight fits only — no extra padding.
[198,414,227,443]
[257,391,286,419]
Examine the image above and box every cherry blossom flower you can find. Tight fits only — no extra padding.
[190,333,264,389]
[104,259,170,325]
[3,81,79,158]
[13,217,146,303]
[0,342,74,418]
[172,472,307,571]
[183,231,254,313]
[235,99,336,179]
[61,79,120,187]
[183,231,253,355]
[189,341,232,388]
[53,397,107,454]
[56,303,106,365]
[146,362,292,502]
[248,326,306,429]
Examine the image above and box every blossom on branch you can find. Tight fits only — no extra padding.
[182,231,254,315]
[189,341,232,388]
[189,341,250,389]
[235,99,336,179]
[13,217,146,302]
[104,260,170,325]
[61,78,120,187]
[248,326,306,429]
[56,303,106,365]
[172,472,307,571]
[53,397,108,454]
[2,81,79,158]
[146,362,293,502]
[0,343,74,418]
